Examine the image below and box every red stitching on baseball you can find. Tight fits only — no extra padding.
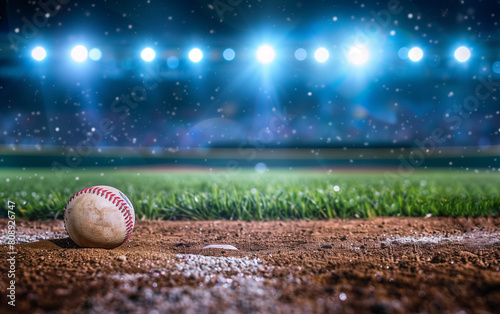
[64,186,134,244]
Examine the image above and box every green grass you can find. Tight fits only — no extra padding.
[0,168,499,220]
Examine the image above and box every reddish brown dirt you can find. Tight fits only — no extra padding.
[1,217,499,313]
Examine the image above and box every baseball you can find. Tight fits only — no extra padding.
[64,185,135,249]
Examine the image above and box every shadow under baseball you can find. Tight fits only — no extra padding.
[49,237,80,249]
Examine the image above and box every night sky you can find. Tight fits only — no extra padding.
[1,0,499,150]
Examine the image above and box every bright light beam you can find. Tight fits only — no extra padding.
[141,47,156,62]
[314,47,329,63]
[71,45,88,63]
[408,47,423,62]
[256,45,275,64]
[189,48,203,63]
[347,46,369,65]
[454,46,471,62]
[31,46,47,61]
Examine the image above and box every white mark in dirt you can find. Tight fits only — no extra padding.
[85,255,289,313]
[382,230,500,246]
[0,225,67,244]
[202,244,238,250]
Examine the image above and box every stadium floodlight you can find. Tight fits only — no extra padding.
[189,48,203,63]
[314,47,329,63]
[294,48,307,61]
[71,45,88,63]
[88,48,102,61]
[223,48,235,61]
[256,45,275,64]
[347,46,369,65]
[454,46,471,62]
[408,47,423,62]
[31,46,47,61]
[141,47,156,62]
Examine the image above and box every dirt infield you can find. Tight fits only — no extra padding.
[1,217,499,313]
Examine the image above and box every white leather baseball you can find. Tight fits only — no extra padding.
[64,185,135,249]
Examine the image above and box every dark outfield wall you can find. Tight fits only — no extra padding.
[1,154,499,170]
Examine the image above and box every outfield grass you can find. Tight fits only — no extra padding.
[0,168,499,220]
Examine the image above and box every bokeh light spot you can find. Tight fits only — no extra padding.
[257,45,275,64]
[223,48,235,61]
[314,47,329,63]
[493,61,500,74]
[454,46,471,62]
[88,48,102,61]
[255,162,267,174]
[71,45,88,62]
[295,48,307,61]
[408,47,423,62]
[141,47,156,62]
[167,56,179,69]
[398,47,409,60]
[189,48,203,63]
[31,46,47,61]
